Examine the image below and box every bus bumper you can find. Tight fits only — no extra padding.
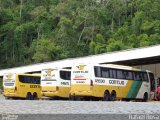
[71,90,93,97]
[3,92,17,97]
[41,91,59,97]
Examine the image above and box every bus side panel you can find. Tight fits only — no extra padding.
[126,81,143,99]
[121,80,134,98]
[58,78,70,98]
[16,75,25,98]
[136,82,150,99]
[58,86,70,97]
[92,80,134,98]
[16,83,41,98]
[92,85,119,97]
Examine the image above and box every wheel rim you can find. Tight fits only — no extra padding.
[26,93,32,100]
[110,92,116,101]
[33,93,37,100]
[104,92,110,101]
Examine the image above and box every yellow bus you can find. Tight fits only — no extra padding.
[70,63,156,101]
[41,68,71,99]
[3,73,41,100]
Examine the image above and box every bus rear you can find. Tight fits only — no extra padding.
[3,73,17,98]
[70,64,93,97]
[41,69,71,98]
[41,69,59,97]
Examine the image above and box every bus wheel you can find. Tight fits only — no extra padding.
[142,92,148,102]
[69,95,75,101]
[110,91,116,101]
[103,91,110,101]
[33,93,38,100]
[26,93,32,100]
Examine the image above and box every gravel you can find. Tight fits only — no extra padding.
[0,94,160,114]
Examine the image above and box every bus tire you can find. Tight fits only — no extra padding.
[69,95,75,101]
[110,91,116,101]
[142,92,148,102]
[26,92,32,100]
[103,90,110,101]
[33,93,38,100]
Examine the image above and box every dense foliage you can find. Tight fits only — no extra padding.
[0,0,160,69]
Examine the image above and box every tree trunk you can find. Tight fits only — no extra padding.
[37,28,40,47]
[20,0,23,18]
[111,11,115,32]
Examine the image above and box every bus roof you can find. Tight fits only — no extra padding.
[74,63,151,72]
[99,64,152,72]
[42,68,71,71]
[15,73,41,76]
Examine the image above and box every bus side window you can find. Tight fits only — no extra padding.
[125,71,133,80]
[19,76,25,83]
[60,71,65,80]
[94,66,101,77]
[142,72,149,82]
[117,70,125,79]
[26,76,30,83]
[37,77,40,84]
[101,67,109,78]
[134,72,141,81]
[60,71,71,80]
[32,77,37,84]
[34,77,40,84]
[109,69,117,79]
[65,71,71,80]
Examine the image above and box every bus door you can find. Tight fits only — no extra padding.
[3,73,16,93]
[148,72,156,99]
[41,69,58,91]
[71,64,91,91]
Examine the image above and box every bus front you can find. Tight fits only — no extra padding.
[3,73,17,98]
[70,64,93,98]
[41,69,59,97]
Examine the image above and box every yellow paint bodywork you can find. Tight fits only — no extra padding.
[3,74,41,99]
[41,86,70,98]
[3,88,16,97]
[71,80,133,98]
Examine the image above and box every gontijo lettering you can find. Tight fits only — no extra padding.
[109,80,124,85]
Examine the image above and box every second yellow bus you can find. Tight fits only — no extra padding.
[41,68,71,99]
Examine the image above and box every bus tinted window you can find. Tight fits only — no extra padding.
[94,66,101,77]
[60,71,71,80]
[134,72,148,81]
[109,69,117,79]
[117,70,125,79]
[101,67,109,78]
[142,72,149,82]
[19,75,40,84]
[134,72,142,81]
[124,71,133,80]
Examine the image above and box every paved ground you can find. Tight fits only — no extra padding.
[0,94,160,114]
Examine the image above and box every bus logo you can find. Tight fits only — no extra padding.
[77,65,86,70]
[46,70,53,75]
[6,73,13,79]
